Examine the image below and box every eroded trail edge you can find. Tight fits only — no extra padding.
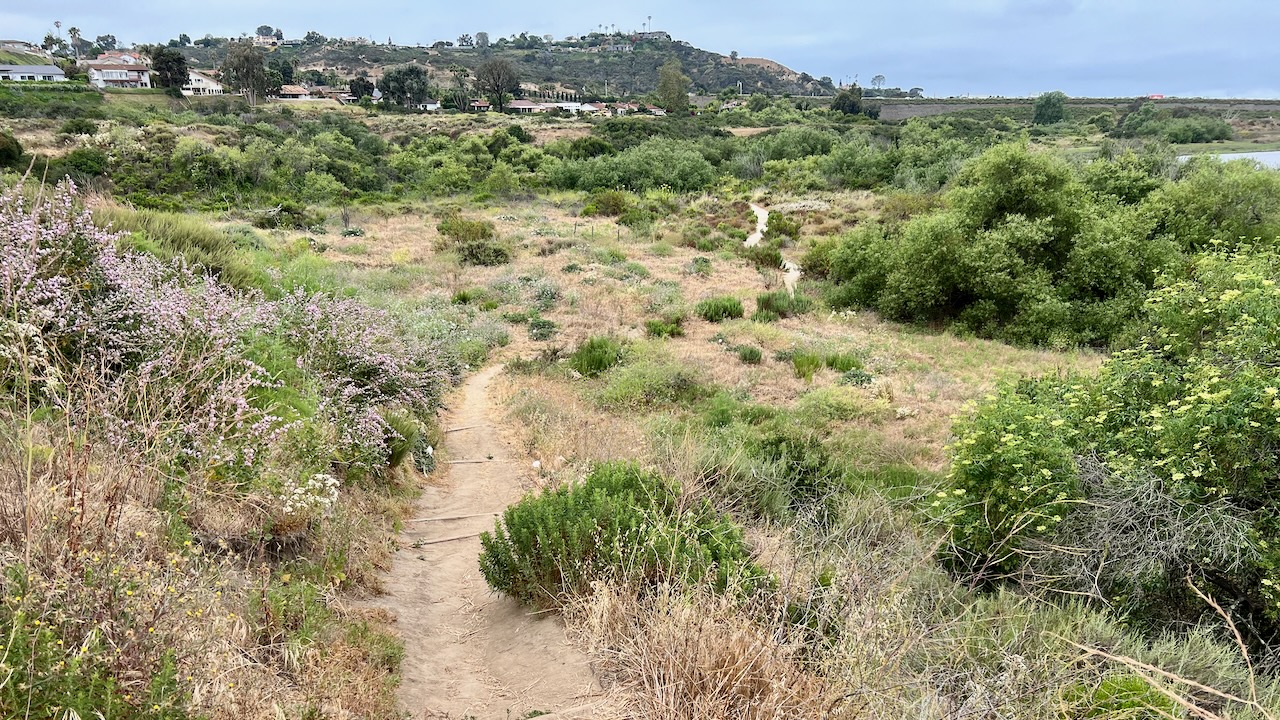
[368,365,605,719]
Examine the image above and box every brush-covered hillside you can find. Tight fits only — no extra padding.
[178,34,836,97]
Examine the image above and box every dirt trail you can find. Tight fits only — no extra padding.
[745,203,803,296]
[368,365,609,719]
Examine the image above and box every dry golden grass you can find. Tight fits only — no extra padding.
[566,583,828,720]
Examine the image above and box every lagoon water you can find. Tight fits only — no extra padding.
[1178,150,1280,168]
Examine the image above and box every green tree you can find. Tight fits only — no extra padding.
[94,34,117,51]
[475,32,490,48]
[831,86,863,115]
[458,33,473,47]
[1033,90,1068,125]
[475,58,519,113]
[256,25,274,37]
[220,41,269,106]
[656,59,690,115]
[303,31,327,45]
[151,47,189,89]
[378,64,432,107]
[349,76,374,99]
[178,33,191,46]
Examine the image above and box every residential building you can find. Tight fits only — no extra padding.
[0,64,66,82]
[252,35,279,48]
[414,99,441,111]
[508,99,543,113]
[469,99,492,112]
[635,31,672,42]
[277,85,311,99]
[1,40,46,55]
[88,64,151,88]
[181,70,223,96]
[611,102,641,116]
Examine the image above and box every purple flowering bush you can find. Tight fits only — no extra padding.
[1,179,448,487]
[0,179,454,715]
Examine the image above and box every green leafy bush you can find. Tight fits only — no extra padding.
[59,117,98,135]
[943,247,1280,645]
[527,316,559,341]
[582,189,631,216]
[735,345,763,364]
[686,256,713,276]
[645,313,686,338]
[569,336,625,378]
[479,462,765,608]
[696,296,745,322]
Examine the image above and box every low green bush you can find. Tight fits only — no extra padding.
[752,310,781,324]
[823,352,862,373]
[437,215,496,243]
[527,316,559,341]
[686,256,713,276]
[645,313,686,338]
[479,462,765,608]
[582,189,631,216]
[455,237,513,266]
[735,345,763,364]
[598,357,708,410]
[756,291,813,319]
[792,352,824,381]
[569,336,625,378]
[696,296,745,322]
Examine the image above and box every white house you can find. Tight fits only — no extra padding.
[414,99,441,111]
[277,85,311,99]
[88,63,151,89]
[182,70,223,96]
[0,64,66,82]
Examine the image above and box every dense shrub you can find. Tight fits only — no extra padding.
[696,296,745,322]
[735,345,763,364]
[645,313,686,338]
[825,142,1189,346]
[479,462,765,608]
[943,247,1280,647]
[569,336,625,377]
[96,206,263,289]
[59,117,98,135]
[0,130,21,166]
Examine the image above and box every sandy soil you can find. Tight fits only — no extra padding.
[366,366,615,719]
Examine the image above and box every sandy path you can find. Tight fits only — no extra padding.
[745,203,803,296]
[368,365,609,719]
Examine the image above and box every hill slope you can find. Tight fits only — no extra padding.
[180,38,835,98]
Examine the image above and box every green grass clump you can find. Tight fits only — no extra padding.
[645,311,687,339]
[569,336,626,378]
[734,345,763,364]
[751,310,781,324]
[823,352,863,373]
[479,462,766,609]
[792,351,824,381]
[438,215,511,266]
[451,288,489,305]
[696,296,745,323]
[96,206,263,289]
[756,291,813,319]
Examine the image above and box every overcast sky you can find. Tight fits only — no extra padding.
[6,0,1277,98]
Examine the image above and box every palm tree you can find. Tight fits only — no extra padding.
[68,27,81,60]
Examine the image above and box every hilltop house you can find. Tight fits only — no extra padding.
[0,65,66,82]
[1,40,48,56]
[277,85,311,99]
[181,70,223,96]
[87,63,151,88]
